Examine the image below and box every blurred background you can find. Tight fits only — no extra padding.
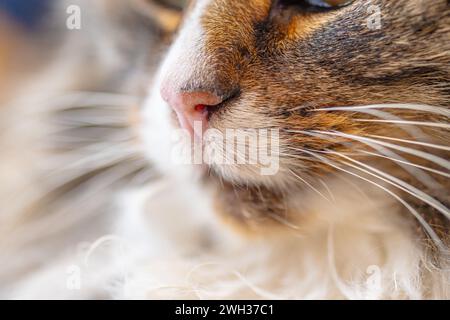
[0,0,51,29]
[0,0,51,102]
[0,0,184,298]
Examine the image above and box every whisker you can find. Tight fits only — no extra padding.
[311,130,450,170]
[314,104,450,117]
[351,109,429,141]
[46,151,145,187]
[267,212,301,231]
[296,149,447,253]
[332,172,375,204]
[355,145,441,191]
[47,143,143,168]
[355,119,450,129]
[312,106,437,141]
[4,158,152,245]
[327,150,450,220]
[288,169,332,203]
[43,91,139,111]
[279,152,312,162]
[48,131,135,145]
[53,114,128,127]
[5,93,139,123]
[288,130,444,189]
[359,150,450,179]
[318,178,336,202]
[336,159,447,253]
[365,134,450,152]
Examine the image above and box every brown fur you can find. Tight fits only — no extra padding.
[163,0,449,253]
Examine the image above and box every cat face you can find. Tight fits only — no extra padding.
[141,0,449,229]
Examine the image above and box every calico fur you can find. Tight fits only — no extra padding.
[1,0,449,299]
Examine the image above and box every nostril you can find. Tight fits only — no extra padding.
[160,82,241,136]
[160,87,224,135]
[163,89,224,117]
[194,104,207,113]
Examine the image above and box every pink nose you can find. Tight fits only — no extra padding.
[161,86,223,138]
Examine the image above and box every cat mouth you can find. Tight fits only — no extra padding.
[168,106,282,184]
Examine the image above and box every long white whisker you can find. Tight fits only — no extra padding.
[318,178,336,202]
[267,213,301,231]
[333,172,375,204]
[47,142,142,168]
[327,150,450,219]
[355,119,450,129]
[54,113,128,127]
[312,130,450,170]
[350,109,428,141]
[6,93,138,121]
[289,130,443,189]
[48,131,134,144]
[9,159,150,245]
[46,151,145,188]
[336,160,447,252]
[279,152,312,162]
[355,145,441,191]
[365,134,450,152]
[45,92,139,111]
[297,149,446,253]
[359,150,450,179]
[313,106,434,141]
[314,104,450,117]
[288,169,331,203]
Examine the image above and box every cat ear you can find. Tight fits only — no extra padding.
[131,0,186,34]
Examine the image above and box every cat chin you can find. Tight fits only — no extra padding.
[207,162,290,189]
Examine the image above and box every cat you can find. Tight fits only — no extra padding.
[1,0,449,299]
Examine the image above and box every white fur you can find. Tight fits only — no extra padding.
[8,173,447,299]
